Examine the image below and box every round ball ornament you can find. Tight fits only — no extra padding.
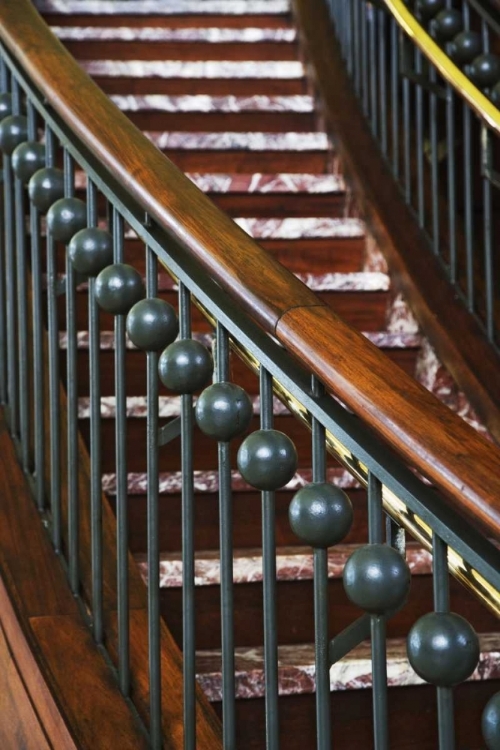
[343,543,410,615]
[68,227,113,276]
[95,263,144,315]
[448,31,482,66]
[47,197,87,244]
[12,141,45,184]
[195,382,252,442]
[126,298,179,352]
[237,429,298,491]
[416,0,445,21]
[407,612,479,687]
[430,9,462,42]
[28,167,64,213]
[467,54,500,89]
[0,93,12,120]
[289,482,353,549]
[483,692,500,750]
[158,340,213,394]
[0,115,28,155]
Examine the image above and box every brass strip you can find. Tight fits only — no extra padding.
[386,0,500,133]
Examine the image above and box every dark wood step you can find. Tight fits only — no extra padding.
[211,674,500,750]
[122,109,316,133]
[64,40,299,61]
[92,75,306,97]
[159,574,500,650]
[58,330,420,396]
[106,480,368,554]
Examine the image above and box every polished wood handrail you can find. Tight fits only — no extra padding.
[1,0,500,544]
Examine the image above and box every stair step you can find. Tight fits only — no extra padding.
[102,467,361,496]
[113,95,315,132]
[196,633,500,702]
[234,217,364,239]
[38,0,292,16]
[135,543,431,589]
[56,28,298,44]
[59,330,421,352]
[144,131,330,172]
[81,59,303,78]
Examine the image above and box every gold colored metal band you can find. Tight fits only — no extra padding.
[385,0,500,133]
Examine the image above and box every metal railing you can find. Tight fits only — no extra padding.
[329,0,500,348]
[1,1,500,749]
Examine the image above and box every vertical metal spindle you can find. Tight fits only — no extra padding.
[446,86,457,281]
[28,103,44,510]
[463,104,474,310]
[391,18,400,179]
[433,534,455,749]
[402,35,412,205]
[378,8,388,156]
[415,49,425,227]
[87,176,103,641]
[482,127,495,342]
[4,73,18,435]
[368,472,388,750]
[0,58,7,405]
[179,280,196,750]
[216,322,236,749]
[12,78,30,470]
[260,365,279,750]
[369,2,378,138]
[311,377,331,750]
[430,67,440,256]
[114,207,130,696]
[361,1,369,116]
[146,245,161,748]
[64,148,80,594]
[353,0,361,97]
[45,125,62,551]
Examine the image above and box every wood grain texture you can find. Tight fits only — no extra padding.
[292,0,500,442]
[277,305,500,538]
[0,0,322,332]
[0,621,52,750]
[2,4,499,543]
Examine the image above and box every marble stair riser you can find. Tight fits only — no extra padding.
[197,634,500,702]
[38,1,293,18]
[136,543,432,589]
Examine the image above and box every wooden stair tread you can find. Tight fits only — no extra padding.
[195,633,500,702]
[134,543,431,588]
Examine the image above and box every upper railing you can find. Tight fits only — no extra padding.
[1,0,500,748]
[328,0,500,350]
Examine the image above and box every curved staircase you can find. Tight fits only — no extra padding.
[0,0,498,747]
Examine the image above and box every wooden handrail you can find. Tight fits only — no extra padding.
[2,0,500,544]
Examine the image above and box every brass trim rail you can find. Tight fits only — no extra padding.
[385,0,500,132]
[2,0,500,540]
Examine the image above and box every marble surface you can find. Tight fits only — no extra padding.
[83,60,303,79]
[111,93,314,113]
[196,633,500,701]
[135,542,431,589]
[56,27,297,43]
[144,130,329,151]
[38,0,291,15]
[102,466,361,496]
[234,216,365,239]
[186,172,344,193]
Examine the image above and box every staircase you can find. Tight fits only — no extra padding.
[33,0,500,746]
